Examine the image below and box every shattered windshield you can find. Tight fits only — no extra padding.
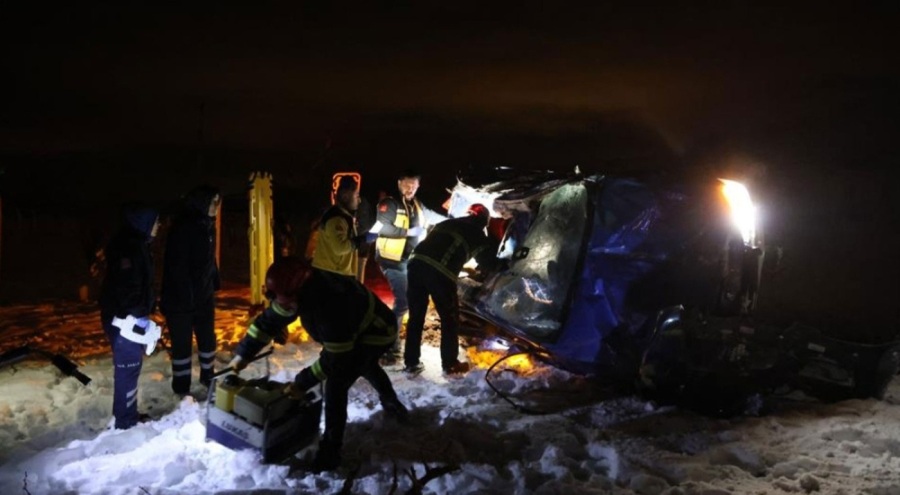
[481,183,588,340]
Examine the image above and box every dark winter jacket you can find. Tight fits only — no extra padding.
[409,215,499,281]
[235,269,397,385]
[355,196,376,257]
[160,186,220,315]
[356,196,376,236]
[99,208,158,320]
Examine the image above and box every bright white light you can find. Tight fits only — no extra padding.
[719,179,756,244]
[446,183,501,218]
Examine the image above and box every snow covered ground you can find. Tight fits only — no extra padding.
[2,289,900,495]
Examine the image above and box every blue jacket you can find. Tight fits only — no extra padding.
[99,208,157,320]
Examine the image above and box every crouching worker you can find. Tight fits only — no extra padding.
[229,256,410,472]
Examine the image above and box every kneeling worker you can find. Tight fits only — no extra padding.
[229,256,409,472]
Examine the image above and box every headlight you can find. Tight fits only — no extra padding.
[719,179,756,245]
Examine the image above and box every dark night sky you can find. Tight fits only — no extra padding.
[0,1,898,323]
[0,0,898,212]
[2,1,897,174]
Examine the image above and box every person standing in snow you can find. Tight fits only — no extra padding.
[371,169,446,363]
[403,204,499,375]
[310,176,363,280]
[99,204,160,429]
[229,256,409,472]
[160,185,221,395]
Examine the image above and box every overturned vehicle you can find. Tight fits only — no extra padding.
[446,168,900,415]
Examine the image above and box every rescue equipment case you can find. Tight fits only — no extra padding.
[206,374,322,463]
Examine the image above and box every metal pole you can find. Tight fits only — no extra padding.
[215,200,221,269]
[0,194,3,287]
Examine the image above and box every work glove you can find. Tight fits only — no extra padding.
[283,382,306,400]
[406,225,424,238]
[285,367,320,400]
[365,232,379,243]
[227,355,247,373]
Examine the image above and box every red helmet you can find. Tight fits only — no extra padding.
[467,203,490,221]
[265,256,311,305]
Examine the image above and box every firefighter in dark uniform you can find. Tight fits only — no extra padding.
[372,169,445,362]
[99,205,160,429]
[161,185,221,395]
[229,256,410,472]
[404,204,498,375]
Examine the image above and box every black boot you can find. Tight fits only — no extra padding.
[311,439,342,472]
[379,339,403,366]
[381,396,410,423]
[199,370,214,388]
[172,376,190,396]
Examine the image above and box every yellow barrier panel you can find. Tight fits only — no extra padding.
[248,172,274,305]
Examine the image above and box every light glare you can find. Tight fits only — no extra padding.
[719,179,756,244]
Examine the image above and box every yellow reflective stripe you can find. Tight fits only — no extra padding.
[376,204,410,261]
[356,290,393,333]
[271,301,294,317]
[410,199,424,228]
[440,230,468,266]
[410,253,457,281]
[323,341,354,353]
[247,324,273,343]
[371,314,390,330]
[311,360,327,380]
[377,237,406,261]
[358,292,376,332]
[397,207,410,229]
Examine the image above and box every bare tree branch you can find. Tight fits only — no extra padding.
[22,471,32,495]
[403,463,460,495]
[388,461,399,495]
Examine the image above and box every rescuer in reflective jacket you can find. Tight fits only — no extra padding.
[372,169,446,361]
[311,176,362,278]
[229,256,409,472]
[403,204,499,375]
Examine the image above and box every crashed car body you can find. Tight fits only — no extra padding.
[447,168,898,413]
[449,168,763,374]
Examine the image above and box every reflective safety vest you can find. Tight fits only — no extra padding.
[376,199,422,262]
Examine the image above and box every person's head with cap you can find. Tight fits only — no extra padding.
[336,176,360,212]
[184,184,221,218]
[265,256,311,310]
[466,203,491,228]
[123,203,160,242]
